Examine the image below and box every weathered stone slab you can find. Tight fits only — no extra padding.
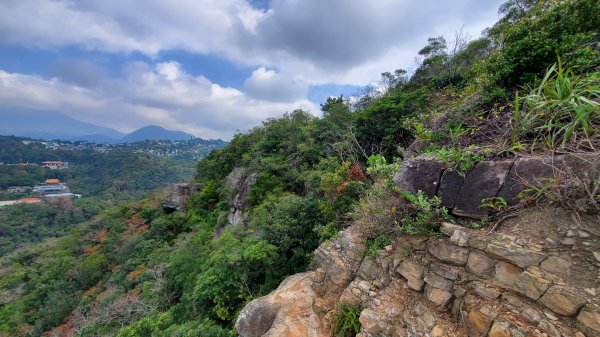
[471,281,501,299]
[539,285,585,317]
[424,271,454,291]
[485,243,546,268]
[392,154,446,196]
[577,305,600,333]
[440,222,464,237]
[493,261,522,287]
[466,251,495,277]
[497,156,557,206]
[450,230,470,247]
[540,256,572,277]
[462,296,498,336]
[430,262,460,280]
[425,284,453,308]
[562,152,600,187]
[359,308,383,335]
[438,168,464,209]
[453,160,513,219]
[514,268,551,300]
[397,260,425,291]
[428,240,469,266]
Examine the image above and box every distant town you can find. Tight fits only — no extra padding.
[13,137,226,161]
[1,177,81,208]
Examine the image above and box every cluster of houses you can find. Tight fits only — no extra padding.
[0,161,69,169]
[1,178,81,208]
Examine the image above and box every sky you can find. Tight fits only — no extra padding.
[0,0,504,140]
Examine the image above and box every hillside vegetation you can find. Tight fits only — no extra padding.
[0,136,197,256]
[0,0,598,336]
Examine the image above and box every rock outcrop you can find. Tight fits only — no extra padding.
[225,168,257,226]
[162,183,200,212]
[236,206,600,337]
[392,153,598,219]
[235,272,328,337]
[235,151,600,337]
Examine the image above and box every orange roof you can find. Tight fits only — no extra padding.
[17,198,41,203]
[45,178,60,183]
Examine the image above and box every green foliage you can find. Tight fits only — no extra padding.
[517,62,600,148]
[0,202,93,256]
[251,194,326,276]
[401,191,452,235]
[484,0,600,88]
[116,314,234,337]
[247,172,284,207]
[76,252,108,288]
[366,154,401,183]
[435,147,484,175]
[331,303,362,337]
[365,235,392,258]
[480,197,509,213]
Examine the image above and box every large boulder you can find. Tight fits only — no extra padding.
[453,160,513,219]
[235,272,328,337]
[438,168,464,209]
[393,154,447,196]
[497,156,558,206]
[162,183,200,212]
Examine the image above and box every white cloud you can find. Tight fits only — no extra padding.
[0,0,503,84]
[0,0,506,138]
[243,67,308,102]
[0,64,318,139]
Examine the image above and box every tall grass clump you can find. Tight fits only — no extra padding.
[516,61,600,149]
[331,303,362,337]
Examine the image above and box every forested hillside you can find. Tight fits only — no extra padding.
[0,136,196,257]
[0,0,598,336]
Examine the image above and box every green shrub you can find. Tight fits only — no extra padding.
[366,154,401,183]
[331,303,362,337]
[365,235,392,258]
[435,147,484,176]
[485,0,600,88]
[401,191,452,235]
[517,62,600,148]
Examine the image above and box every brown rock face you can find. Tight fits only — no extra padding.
[425,285,453,308]
[514,269,551,300]
[577,305,600,333]
[428,240,469,266]
[397,260,425,291]
[466,251,495,277]
[493,261,522,286]
[236,205,599,337]
[235,272,328,337]
[539,286,585,317]
[485,242,546,268]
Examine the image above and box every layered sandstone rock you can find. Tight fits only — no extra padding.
[236,206,600,337]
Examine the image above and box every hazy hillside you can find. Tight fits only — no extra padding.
[119,125,195,142]
[0,108,125,141]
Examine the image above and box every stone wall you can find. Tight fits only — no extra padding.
[393,153,599,219]
[236,205,600,337]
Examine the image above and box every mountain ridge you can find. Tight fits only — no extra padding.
[0,108,200,143]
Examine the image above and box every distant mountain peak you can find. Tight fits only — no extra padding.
[0,108,200,143]
[119,125,195,143]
